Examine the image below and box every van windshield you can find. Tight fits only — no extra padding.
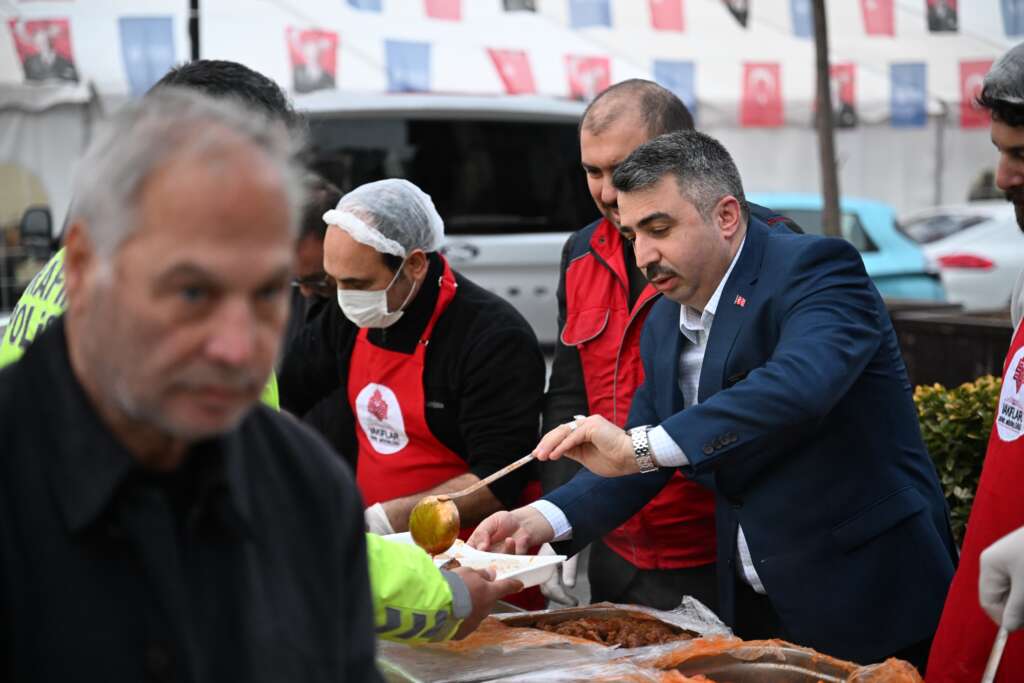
[309,117,598,235]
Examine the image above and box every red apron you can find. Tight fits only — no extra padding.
[926,323,1024,682]
[347,259,544,608]
[349,259,468,509]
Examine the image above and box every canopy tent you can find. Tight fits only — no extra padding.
[0,0,1019,223]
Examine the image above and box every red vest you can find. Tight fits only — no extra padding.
[562,219,716,569]
[926,322,1024,682]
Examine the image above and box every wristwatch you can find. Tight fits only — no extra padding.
[628,425,659,474]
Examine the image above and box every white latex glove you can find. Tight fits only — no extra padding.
[364,503,395,536]
[539,547,579,607]
[980,525,1024,632]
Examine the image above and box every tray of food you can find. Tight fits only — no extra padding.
[382,532,565,589]
[497,606,699,648]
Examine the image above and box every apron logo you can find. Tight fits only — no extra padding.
[368,388,389,422]
[355,383,409,455]
[997,345,1024,442]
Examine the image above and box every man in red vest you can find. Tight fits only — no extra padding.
[927,43,1024,682]
[541,79,796,610]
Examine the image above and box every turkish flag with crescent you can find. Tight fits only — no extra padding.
[566,55,611,101]
[860,0,894,35]
[488,49,536,94]
[741,63,783,127]
[960,60,993,128]
[650,0,684,31]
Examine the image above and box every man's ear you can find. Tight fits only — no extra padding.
[715,196,743,239]
[62,220,95,307]
[405,249,430,281]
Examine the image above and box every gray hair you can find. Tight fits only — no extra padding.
[612,130,747,222]
[69,87,307,257]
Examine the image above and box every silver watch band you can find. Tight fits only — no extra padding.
[629,425,658,474]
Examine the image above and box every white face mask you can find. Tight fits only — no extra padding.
[336,259,415,329]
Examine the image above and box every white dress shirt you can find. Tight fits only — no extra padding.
[531,237,768,594]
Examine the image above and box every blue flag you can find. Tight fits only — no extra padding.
[791,0,812,38]
[653,60,697,120]
[891,63,927,128]
[347,0,382,10]
[386,40,430,92]
[569,0,611,28]
[119,17,176,97]
[1003,0,1024,36]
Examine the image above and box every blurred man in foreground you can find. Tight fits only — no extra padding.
[927,43,1024,682]
[0,89,384,681]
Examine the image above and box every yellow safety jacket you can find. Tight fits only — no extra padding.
[0,248,463,643]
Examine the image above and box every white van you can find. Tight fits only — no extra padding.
[303,93,594,346]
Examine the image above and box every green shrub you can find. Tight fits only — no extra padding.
[914,375,1001,545]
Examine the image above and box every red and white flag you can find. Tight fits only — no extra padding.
[960,60,993,128]
[566,55,611,101]
[741,63,783,127]
[7,18,79,83]
[286,27,339,94]
[860,0,894,35]
[425,0,461,20]
[488,48,536,95]
[649,0,684,31]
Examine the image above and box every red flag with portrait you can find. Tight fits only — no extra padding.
[960,60,993,128]
[566,55,611,101]
[650,0,684,31]
[741,63,783,127]
[425,0,461,21]
[860,0,894,35]
[286,27,339,94]
[7,18,78,83]
[488,49,536,94]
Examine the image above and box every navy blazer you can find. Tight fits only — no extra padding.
[546,217,957,664]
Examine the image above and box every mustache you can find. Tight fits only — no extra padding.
[171,365,264,394]
[1006,189,1024,205]
[645,263,679,281]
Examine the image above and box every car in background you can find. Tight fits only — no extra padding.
[304,93,593,346]
[747,193,945,301]
[898,201,1023,311]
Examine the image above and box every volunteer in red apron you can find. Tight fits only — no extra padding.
[319,180,546,607]
[927,46,1024,682]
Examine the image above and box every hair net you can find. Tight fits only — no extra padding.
[322,178,444,258]
[984,42,1024,105]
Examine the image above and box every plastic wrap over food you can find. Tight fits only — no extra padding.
[377,598,729,683]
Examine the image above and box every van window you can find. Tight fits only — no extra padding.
[309,117,597,235]
[774,208,878,253]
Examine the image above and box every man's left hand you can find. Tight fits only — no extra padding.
[533,415,639,478]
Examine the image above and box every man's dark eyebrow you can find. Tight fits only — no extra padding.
[156,263,217,286]
[636,212,673,229]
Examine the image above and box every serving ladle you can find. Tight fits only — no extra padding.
[409,452,536,555]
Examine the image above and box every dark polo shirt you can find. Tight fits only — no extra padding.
[0,319,381,683]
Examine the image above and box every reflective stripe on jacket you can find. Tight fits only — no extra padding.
[366,533,467,643]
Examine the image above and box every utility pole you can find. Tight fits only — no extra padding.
[190,0,200,60]
[812,0,841,238]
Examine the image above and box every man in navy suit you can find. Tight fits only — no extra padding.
[469,130,957,670]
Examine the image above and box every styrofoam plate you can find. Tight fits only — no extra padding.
[383,532,565,589]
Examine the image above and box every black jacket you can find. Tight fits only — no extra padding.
[0,319,380,683]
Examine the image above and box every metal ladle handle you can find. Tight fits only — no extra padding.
[439,452,536,502]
